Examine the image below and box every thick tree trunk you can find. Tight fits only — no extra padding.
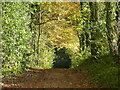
[105,2,116,56]
[89,2,98,56]
[78,2,90,53]
[30,4,42,65]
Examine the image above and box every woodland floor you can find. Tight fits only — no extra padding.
[1,67,102,88]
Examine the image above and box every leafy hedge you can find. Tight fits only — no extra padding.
[1,2,55,76]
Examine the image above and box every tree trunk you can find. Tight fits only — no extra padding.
[89,2,98,56]
[105,2,116,56]
[80,2,85,52]
[78,2,90,53]
[115,2,120,60]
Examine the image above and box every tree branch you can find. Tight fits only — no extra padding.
[35,18,58,25]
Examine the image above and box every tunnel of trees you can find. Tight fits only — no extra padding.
[1,1,119,88]
[53,47,71,68]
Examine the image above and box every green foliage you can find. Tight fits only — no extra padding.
[2,2,32,76]
[81,54,118,88]
[2,2,56,76]
[71,48,91,68]
[1,3,119,86]
[29,36,55,69]
[28,2,55,69]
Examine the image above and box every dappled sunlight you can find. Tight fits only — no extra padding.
[1,1,119,88]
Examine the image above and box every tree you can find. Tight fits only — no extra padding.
[29,2,55,68]
[115,2,120,60]
[105,2,118,56]
[79,2,90,53]
[89,2,99,56]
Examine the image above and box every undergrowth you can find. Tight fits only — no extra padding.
[81,54,119,88]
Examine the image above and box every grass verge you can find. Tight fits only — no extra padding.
[80,54,119,88]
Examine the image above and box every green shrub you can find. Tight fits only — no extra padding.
[81,54,118,88]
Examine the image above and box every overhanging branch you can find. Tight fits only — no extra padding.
[35,18,58,25]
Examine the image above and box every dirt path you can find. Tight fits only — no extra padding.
[1,68,101,88]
